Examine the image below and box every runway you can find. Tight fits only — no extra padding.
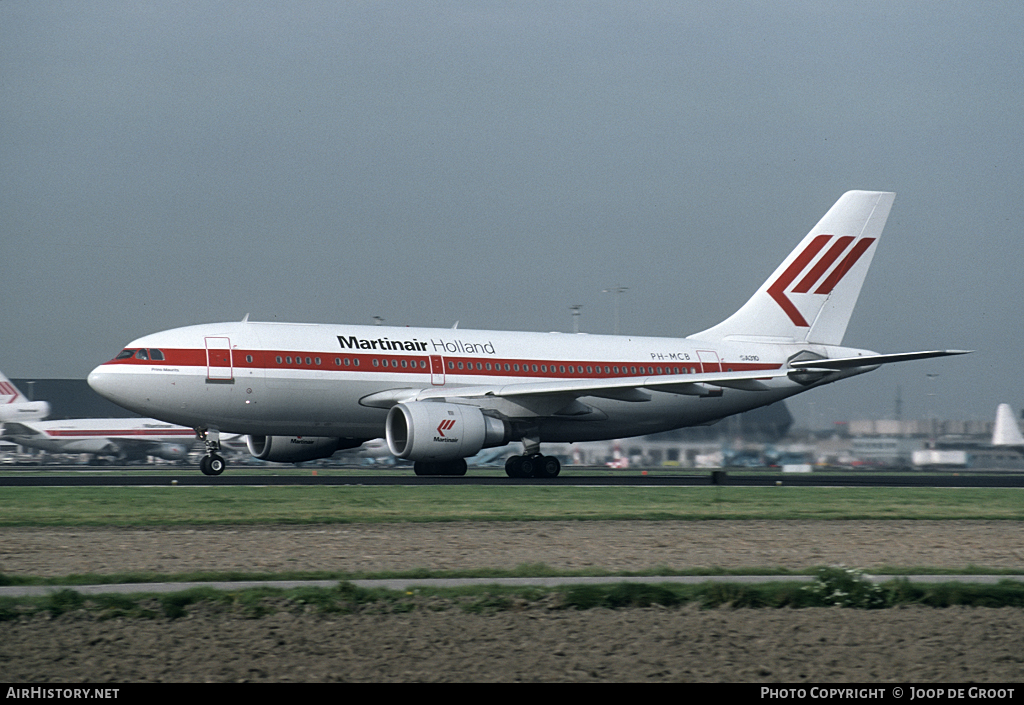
[2,466,1024,487]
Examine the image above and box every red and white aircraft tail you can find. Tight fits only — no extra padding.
[0,371,51,423]
[691,190,894,346]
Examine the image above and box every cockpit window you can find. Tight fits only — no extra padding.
[135,349,149,360]
[115,349,136,360]
[149,349,164,361]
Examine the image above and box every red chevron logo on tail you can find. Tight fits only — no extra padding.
[767,235,876,327]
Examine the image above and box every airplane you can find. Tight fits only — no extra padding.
[991,403,1024,448]
[1,418,197,464]
[0,372,50,424]
[87,190,969,477]
[342,437,396,464]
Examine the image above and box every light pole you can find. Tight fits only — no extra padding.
[602,286,629,335]
[926,373,940,441]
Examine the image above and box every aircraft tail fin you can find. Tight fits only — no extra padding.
[0,372,50,422]
[992,403,1024,447]
[0,371,29,404]
[689,190,895,346]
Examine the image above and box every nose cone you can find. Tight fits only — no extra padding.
[88,364,131,410]
[87,365,111,399]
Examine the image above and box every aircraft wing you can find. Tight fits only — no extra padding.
[360,367,792,411]
[0,422,40,439]
[360,349,970,415]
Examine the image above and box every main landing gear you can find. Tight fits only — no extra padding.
[196,428,227,476]
[505,454,561,479]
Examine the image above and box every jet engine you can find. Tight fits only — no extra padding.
[246,435,363,464]
[386,402,510,462]
[152,443,191,462]
[0,401,50,423]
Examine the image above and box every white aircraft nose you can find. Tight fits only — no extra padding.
[87,365,117,402]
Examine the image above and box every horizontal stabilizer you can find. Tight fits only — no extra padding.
[789,350,971,371]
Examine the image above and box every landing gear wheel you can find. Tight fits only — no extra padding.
[506,454,560,479]
[208,454,226,475]
[520,454,541,477]
[536,455,561,478]
[200,454,226,476]
[505,456,526,478]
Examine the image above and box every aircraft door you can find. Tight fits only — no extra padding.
[430,355,445,386]
[205,337,234,381]
[696,350,722,374]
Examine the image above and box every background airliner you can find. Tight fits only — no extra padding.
[88,191,968,477]
[1,418,198,464]
[0,371,50,424]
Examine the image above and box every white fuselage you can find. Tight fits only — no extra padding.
[87,320,869,444]
[2,417,196,458]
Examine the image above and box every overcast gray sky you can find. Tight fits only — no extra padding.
[2,2,1021,428]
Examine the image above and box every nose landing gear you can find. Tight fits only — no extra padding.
[199,453,226,476]
[196,428,227,476]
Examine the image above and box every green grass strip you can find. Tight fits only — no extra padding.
[3,563,1022,588]
[5,574,1024,622]
[1,485,1022,526]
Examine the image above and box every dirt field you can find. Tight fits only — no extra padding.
[2,520,1023,682]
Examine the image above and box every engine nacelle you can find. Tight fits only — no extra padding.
[386,402,509,462]
[152,443,191,461]
[246,435,357,464]
[0,401,50,423]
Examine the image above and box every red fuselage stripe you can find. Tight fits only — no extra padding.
[102,349,781,378]
[42,429,194,438]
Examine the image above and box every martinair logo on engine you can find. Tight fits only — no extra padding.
[434,419,458,443]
